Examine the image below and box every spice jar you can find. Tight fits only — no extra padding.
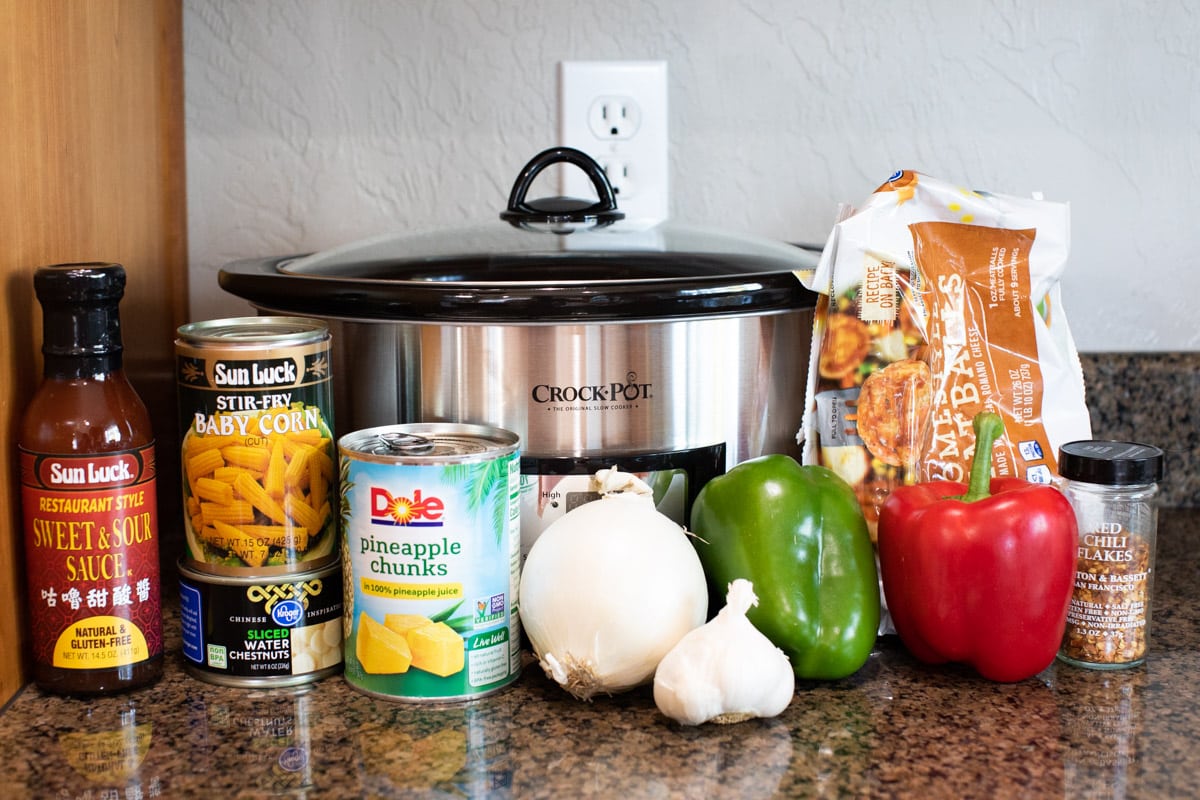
[1057,441,1164,670]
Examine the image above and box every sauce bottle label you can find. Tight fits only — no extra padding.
[19,444,163,670]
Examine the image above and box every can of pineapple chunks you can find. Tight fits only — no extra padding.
[176,317,337,577]
[338,423,522,702]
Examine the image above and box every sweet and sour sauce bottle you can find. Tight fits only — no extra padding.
[18,263,164,695]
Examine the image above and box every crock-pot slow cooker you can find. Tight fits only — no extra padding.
[220,147,819,553]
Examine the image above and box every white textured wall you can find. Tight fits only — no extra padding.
[184,0,1199,352]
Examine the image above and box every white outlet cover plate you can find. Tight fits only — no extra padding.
[558,60,668,224]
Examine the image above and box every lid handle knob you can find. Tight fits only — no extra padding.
[500,147,625,228]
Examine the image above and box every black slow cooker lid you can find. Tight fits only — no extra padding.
[219,147,819,323]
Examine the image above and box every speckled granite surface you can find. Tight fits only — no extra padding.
[1079,352,1199,507]
[2,352,1196,798]
[1,507,1196,799]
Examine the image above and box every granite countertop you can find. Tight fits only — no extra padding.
[0,507,1195,799]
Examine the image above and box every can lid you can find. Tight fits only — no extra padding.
[1058,440,1164,486]
[177,316,328,346]
[339,423,520,463]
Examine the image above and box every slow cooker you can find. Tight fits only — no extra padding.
[220,147,819,553]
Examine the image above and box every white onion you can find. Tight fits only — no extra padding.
[519,468,709,700]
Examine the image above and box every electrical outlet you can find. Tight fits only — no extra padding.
[558,60,668,224]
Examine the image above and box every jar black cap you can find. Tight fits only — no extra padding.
[34,262,126,304]
[1058,440,1164,486]
[34,262,126,363]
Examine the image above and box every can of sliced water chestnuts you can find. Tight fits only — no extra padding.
[178,558,343,687]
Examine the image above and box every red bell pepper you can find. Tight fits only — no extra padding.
[877,412,1078,682]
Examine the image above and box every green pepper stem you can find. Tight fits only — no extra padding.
[959,412,1005,503]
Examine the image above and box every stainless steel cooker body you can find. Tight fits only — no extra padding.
[268,304,812,469]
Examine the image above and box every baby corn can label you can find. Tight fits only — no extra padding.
[178,560,343,687]
[339,424,522,701]
[176,317,337,576]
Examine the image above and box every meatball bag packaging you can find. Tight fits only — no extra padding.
[799,169,1091,538]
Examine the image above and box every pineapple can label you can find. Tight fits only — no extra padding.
[176,317,337,577]
[338,423,522,702]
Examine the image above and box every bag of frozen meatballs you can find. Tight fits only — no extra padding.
[800,170,1092,539]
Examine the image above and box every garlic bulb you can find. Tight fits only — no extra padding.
[519,467,709,701]
[653,579,795,725]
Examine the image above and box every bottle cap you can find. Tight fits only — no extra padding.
[34,263,126,360]
[1058,440,1164,486]
[34,262,126,303]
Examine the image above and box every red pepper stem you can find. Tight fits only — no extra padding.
[959,412,1005,503]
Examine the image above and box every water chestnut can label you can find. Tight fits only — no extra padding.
[178,560,343,687]
[20,444,163,671]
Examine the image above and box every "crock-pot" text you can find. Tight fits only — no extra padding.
[531,379,653,404]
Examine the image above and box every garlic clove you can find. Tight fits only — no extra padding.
[653,579,795,726]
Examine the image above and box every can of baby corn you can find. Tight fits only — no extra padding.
[339,423,522,702]
[176,317,337,577]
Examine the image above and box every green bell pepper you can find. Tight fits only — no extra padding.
[689,454,880,680]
